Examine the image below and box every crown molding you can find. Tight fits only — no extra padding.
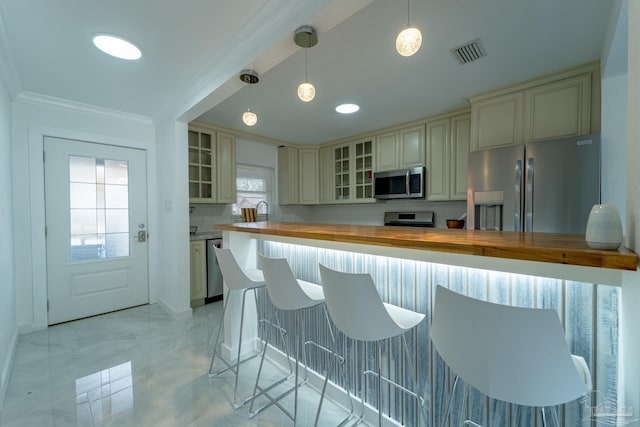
[15,91,153,125]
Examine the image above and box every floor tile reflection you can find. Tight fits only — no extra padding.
[0,303,354,426]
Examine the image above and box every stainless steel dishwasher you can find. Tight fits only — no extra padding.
[206,239,224,303]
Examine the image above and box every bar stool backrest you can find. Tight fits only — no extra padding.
[259,255,321,310]
[214,247,263,290]
[430,286,589,407]
[319,264,408,342]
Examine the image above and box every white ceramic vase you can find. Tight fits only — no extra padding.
[585,204,623,250]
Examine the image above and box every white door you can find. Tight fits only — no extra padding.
[44,137,148,324]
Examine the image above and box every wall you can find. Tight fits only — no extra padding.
[154,119,192,318]
[599,0,640,417]
[622,0,640,415]
[0,69,16,409]
[11,95,156,331]
[601,74,627,231]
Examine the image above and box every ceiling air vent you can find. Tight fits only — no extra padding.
[451,38,486,64]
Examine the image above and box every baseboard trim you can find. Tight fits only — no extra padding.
[0,328,18,412]
[156,299,193,320]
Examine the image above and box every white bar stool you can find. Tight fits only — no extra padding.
[250,255,354,426]
[318,264,427,427]
[430,286,592,427]
[208,247,290,409]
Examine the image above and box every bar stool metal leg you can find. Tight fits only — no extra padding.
[249,310,306,420]
[313,305,356,427]
[209,287,291,409]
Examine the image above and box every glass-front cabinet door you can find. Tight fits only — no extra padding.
[188,130,216,203]
[334,145,350,201]
[354,139,373,199]
[330,140,375,203]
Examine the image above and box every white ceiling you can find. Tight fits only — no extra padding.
[0,0,616,145]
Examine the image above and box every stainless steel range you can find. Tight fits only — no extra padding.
[383,211,435,227]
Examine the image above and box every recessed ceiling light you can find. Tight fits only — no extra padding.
[336,103,360,114]
[92,34,142,60]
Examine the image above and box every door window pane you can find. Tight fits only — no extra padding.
[106,209,129,233]
[69,156,130,261]
[105,185,128,208]
[70,183,97,209]
[104,159,129,184]
[69,156,97,183]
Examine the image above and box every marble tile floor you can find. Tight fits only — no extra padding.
[0,302,357,427]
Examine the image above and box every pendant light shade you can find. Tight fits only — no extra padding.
[239,70,259,127]
[294,26,318,102]
[396,27,422,57]
[297,82,316,103]
[242,110,257,126]
[396,0,422,57]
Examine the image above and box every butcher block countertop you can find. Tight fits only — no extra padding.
[215,222,638,271]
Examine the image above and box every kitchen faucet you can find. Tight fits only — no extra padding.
[256,201,268,221]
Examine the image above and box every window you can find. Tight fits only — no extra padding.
[69,156,130,261]
[232,164,274,217]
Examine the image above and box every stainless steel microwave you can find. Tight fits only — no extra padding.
[373,167,426,200]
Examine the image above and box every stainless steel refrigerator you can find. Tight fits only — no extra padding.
[467,134,600,234]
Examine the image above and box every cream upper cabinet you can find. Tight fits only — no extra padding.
[399,126,425,169]
[278,146,299,205]
[326,139,374,203]
[426,118,450,201]
[523,73,591,142]
[470,92,524,151]
[375,132,398,172]
[426,112,470,201]
[277,146,319,205]
[469,65,597,151]
[298,148,319,204]
[319,147,334,204]
[450,114,471,200]
[189,240,206,306]
[188,126,236,204]
[216,132,236,204]
[188,129,216,203]
[375,125,424,172]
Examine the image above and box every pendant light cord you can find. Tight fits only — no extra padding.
[304,48,309,82]
[407,0,411,26]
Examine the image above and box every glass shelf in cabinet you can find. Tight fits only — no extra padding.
[201,184,212,199]
[189,182,199,198]
[201,133,212,150]
[188,131,199,148]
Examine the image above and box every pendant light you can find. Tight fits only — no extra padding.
[239,70,259,127]
[396,0,422,57]
[294,26,318,102]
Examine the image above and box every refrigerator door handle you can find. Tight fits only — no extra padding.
[526,157,534,232]
[514,160,522,231]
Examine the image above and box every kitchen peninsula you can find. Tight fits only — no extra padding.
[217,221,637,283]
[216,221,636,426]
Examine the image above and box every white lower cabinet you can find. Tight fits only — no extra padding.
[426,112,470,201]
[190,240,206,307]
